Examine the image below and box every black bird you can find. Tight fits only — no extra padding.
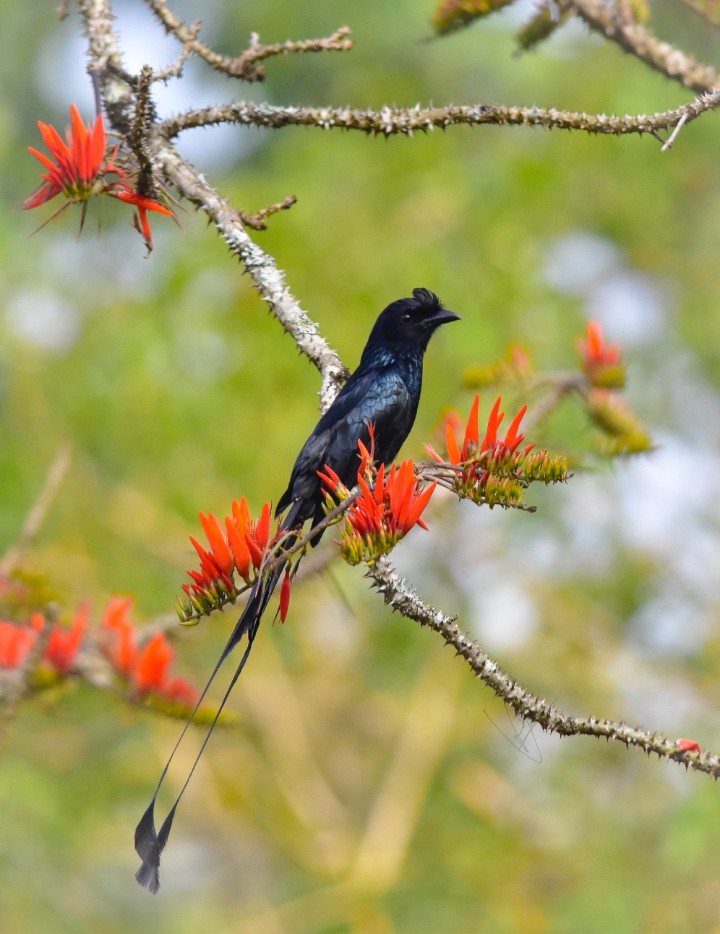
[134,288,459,892]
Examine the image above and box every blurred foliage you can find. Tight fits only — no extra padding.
[2,0,720,931]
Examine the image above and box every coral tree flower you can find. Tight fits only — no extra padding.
[112,183,174,251]
[24,104,173,250]
[177,499,278,622]
[44,602,90,674]
[0,606,87,674]
[426,394,568,506]
[102,597,199,706]
[24,104,113,209]
[0,597,200,708]
[577,320,625,388]
[0,620,38,668]
[320,445,437,566]
[587,388,653,455]
[279,570,292,623]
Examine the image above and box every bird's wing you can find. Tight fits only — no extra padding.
[276,367,412,518]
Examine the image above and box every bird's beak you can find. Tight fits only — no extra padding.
[429,308,461,327]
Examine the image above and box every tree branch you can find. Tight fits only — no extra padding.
[561,0,720,92]
[77,0,348,407]
[155,145,348,405]
[368,558,720,779]
[0,444,72,579]
[146,0,352,82]
[159,91,720,142]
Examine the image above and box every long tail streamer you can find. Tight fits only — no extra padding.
[134,516,299,893]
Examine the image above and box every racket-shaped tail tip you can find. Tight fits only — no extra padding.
[134,800,162,893]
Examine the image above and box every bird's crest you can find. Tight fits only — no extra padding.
[411,287,443,312]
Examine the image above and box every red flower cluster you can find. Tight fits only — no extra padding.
[24,105,115,209]
[444,394,530,465]
[320,447,437,565]
[177,499,278,622]
[577,320,625,388]
[427,395,568,506]
[24,104,173,251]
[0,597,198,708]
[101,596,199,706]
[572,322,650,454]
[0,606,86,674]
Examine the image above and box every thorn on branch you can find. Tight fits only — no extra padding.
[153,21,202,82]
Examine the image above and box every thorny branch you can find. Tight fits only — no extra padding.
[147,0,352,82]
[559,0,720,93]
[78,0,348,408]
[61,0,720,772]
[159,91,720,142]
[368,559,720,779]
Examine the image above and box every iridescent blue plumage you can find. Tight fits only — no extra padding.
[276,287,460,533]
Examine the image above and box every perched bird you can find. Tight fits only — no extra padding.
[134,288,460,892]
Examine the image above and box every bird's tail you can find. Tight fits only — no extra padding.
[134,504,303,893]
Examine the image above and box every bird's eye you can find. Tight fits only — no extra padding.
[401,313,412,323]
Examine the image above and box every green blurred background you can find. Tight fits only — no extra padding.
[2,0,720,931]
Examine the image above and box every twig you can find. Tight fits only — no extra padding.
[231,27,353,81]
[159,91,720,141]
[521,373,585,432]
[661,112,689,151]
[560,0,720,92]
[146,0,352,82]
[0,444,72,578]
[152,21,201,82]
[240,194,297,231]
[368,558,720,779]
[674,0,720,28]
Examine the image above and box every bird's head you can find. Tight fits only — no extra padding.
[368,288,460,351]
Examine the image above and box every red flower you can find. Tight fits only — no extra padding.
[101,598,200,706]
[427,394,532,468]
[0,621,37,668]
[324,449,437,565]
[24,104,115,209]
[577,321,624,387]
[133,632,174,695]
[24,104,173,251]
[279,570,292,623]
[425,395,567,505]
[132,632,199,706]
[111,184,174,251]
[179,498,277,622]
[0,606,89,675]
[102,596,138,675]
[44,602,89,674]
[161,677,200,707]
